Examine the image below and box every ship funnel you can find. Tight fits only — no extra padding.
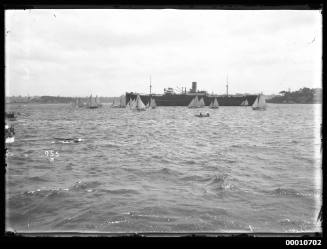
[192,82,197,93]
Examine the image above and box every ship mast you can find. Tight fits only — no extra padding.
[226,74,229,97]
[149,75,152,103]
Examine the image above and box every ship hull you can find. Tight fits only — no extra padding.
[126,93,258,106]
[252,107,266,111]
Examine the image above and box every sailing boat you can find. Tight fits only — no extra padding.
[87,94,99,109]
[252,94,267,110]
[119,95,126,108]
[112,95,126,108]
[199,97,205,107]
[188,96,201,108]
[126,98,133,109]
[209,98,219,109]
[150,98,157,109]
[111,99,119,108]
[131,94,146,111]
[241,99,249,106]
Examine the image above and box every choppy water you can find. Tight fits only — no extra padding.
[5,103,322,233]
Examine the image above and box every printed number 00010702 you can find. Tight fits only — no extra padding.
[286,240,321,246]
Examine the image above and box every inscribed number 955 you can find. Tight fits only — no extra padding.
[44,150,59,157]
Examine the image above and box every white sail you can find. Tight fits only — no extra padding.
[87,95,92,107]
[252,94,266,110]
[130,99,136,109]
[252,96,259,108]
[209,101,213,108]
[258,94,266,107]
[133,94,146,111]
[87,94,99,108]
[188,96,202,108]
[199,97,205,107]
[194,96,200,107]
[126,99,131,108]
[210,98,219,109]
[188,97,195,108]
[126,99,130,108]
[150,98,157,108]
[213,98,219,108]
[120,95,126,107]
[244,99,248,106]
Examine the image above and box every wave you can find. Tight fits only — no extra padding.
[146,167,182,178]
[16,180,103,199]
[180,174,207,182]
[184,159,197,165]
[125,212,176,222]
[206,174,233,191]
[28,175,50,182]
[278,218,317,232]
[102,142,120,148]
[158,167,175,175]
[180,174,234,192]
[70,180,102,191]
[268,188,320,198]
[101,188,140,195]
[230,144,243,148]
[293,156,316,164]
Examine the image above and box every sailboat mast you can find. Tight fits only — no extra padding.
[149,75,152,104]
[150,75,152,95]
[226,74,229,97]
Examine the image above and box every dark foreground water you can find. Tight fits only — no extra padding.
[5,103,322,233]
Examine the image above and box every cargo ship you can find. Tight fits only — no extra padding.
[126,81,258,106]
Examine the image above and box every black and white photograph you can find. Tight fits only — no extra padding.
[4,8,322,235]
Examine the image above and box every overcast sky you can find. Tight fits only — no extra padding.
[5,9,322,97]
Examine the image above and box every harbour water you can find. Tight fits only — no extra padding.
[5,103,322,233]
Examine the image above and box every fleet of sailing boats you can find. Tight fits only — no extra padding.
[129,94,146,111]
[112,95,126,108]
[87,95,102,109]
[71,93,267,112]
[72,98,86,108]
[125,96,156,111]
[252,94,267,110]
[188,96,201,108]
[72,95,102,109]
[188,96,206,108]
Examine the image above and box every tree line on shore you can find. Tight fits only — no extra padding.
[266,87,321,104]
[6,96,120,104]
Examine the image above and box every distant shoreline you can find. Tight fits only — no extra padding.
[6,102,321,105]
